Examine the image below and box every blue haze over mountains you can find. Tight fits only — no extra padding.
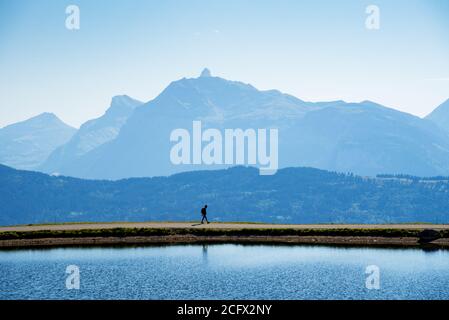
[2,69,449,179]
[39,95,142,175]
[426,98,449,135]
[0,113,76,170]
[2,70,449,224]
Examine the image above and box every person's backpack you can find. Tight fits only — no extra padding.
[201,207,206,215]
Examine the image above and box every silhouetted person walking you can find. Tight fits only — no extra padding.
[201,205,209,224]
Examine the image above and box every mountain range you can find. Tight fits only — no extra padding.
[426,98,449,134]
[0,113,75,170]
[39,95,142,175]
[1,163,449,226]
[1,69,449,179]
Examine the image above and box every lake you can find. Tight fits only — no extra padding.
[1,244,448,300]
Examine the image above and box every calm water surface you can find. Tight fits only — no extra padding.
[1,244,448,300]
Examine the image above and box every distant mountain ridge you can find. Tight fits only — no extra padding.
[426,98,449,134]
[38,70,318,179]
[0,113,75,170]
[39,95,142,174]
[40,69,449,179]
[1,164,449,226]
[2,69,449,179]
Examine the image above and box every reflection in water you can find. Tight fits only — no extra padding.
[1,244,449,300]
[202,244,208,264]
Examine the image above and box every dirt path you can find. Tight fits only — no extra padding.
[1,222,448,232]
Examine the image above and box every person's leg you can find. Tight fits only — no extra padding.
[206,215,209,224]
[201,215,205,224]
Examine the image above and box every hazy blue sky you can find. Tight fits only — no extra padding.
[0,0,448,128]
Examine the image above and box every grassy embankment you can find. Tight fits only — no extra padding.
[1,226,448,241]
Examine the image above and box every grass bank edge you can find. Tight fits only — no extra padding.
[1,227,448,240]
